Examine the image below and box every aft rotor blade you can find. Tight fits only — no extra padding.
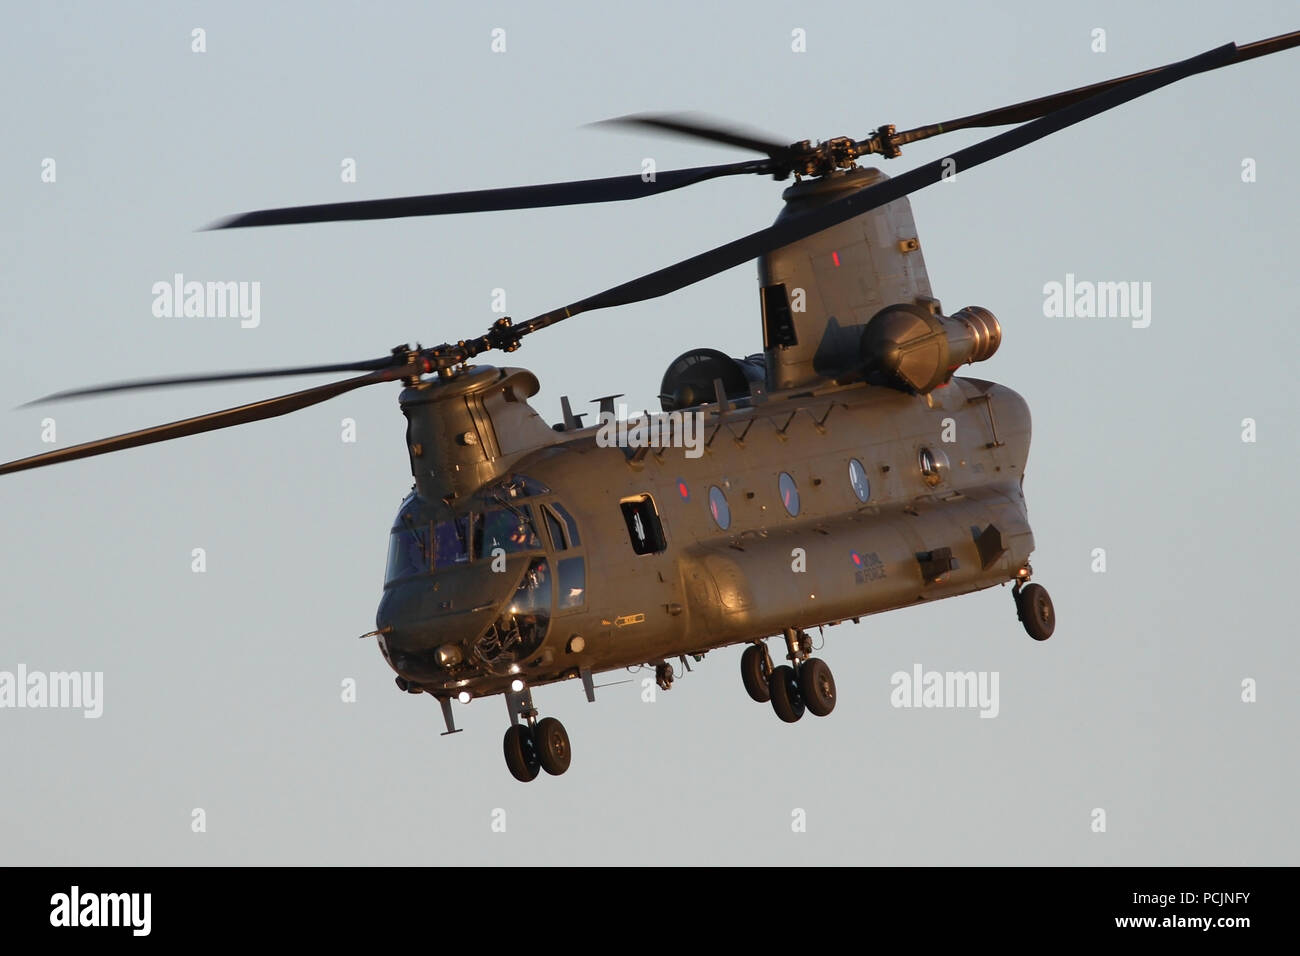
[888,29,1300,150]
[593,113,793,160]
[25,356,402,405]
[207,160,772,229]
[516,42,1237,337]
[0,370,397,476]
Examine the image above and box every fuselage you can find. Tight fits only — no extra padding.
[374,367,1034,701]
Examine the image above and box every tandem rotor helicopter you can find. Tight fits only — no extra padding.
[5,33,1296,781]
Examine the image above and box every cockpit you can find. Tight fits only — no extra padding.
[384,475,580,585]
[379,474,586,675]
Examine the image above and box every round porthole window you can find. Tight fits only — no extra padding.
[918,447,949,487]
[708,486,731,530]
[778,472,800,516]
[848,459,870,502]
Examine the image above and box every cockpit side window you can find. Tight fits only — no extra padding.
[557,556,585,609]
[541,505,568,552]
[550,502,581,547]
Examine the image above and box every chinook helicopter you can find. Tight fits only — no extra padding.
[4,33,1296,781]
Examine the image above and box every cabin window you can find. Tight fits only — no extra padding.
[621,494,666,555]
[709,485,731,530]
[778,472,800,517]
[849,459,871,502]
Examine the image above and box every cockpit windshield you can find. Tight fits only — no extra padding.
[433,516,471,567]
[385,526,429,583]
[474,507,542,556]
[384,483,577,587]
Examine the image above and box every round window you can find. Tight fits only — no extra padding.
[778,472,800,516]
[919,447,949,487]
[848,459,870,502]
[708,486,731,530]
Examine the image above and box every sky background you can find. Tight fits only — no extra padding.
[1,0,1296,865]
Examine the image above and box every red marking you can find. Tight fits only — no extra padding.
[831,251,841,267]
[678,481,689,499]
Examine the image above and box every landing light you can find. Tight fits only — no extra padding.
[510,679,525,693]
[457,691,472,704]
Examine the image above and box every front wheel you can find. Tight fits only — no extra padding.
[503,724,541,782]
[535,717,572,776]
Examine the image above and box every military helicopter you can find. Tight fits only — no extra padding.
[4,33,1296,781]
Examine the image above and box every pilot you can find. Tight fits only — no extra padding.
[508,515,538,550]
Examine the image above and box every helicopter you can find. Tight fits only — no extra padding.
[3,32,1296,782]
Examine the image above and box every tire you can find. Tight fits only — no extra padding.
[503,724,541,782]
[799,658,837,717]
[1017,583,1055,641]
[769,665,805,723]
[740,644,771,703]
[535,716,572,776]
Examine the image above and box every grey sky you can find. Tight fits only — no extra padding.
[1,0,1296,864]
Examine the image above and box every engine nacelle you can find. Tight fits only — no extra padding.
[859,304,1001,394]
[659,348,766,411]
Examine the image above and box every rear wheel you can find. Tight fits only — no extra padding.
[503,724,541,782]
[769,665,805,723]
[740,644,771,703]
[799,658,836,717]
[1016,583,1055,641]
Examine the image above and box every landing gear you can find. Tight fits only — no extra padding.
[769,665,805,722]
[534,716,571,776]
[502,685,572,782]
[502,724,541,782]
[1014,581,1055,641]
[743,630,837,722]
[740,644,772,703]
[799,657,836,717]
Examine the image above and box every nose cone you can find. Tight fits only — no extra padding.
[375,580,457,682]
[373,559,532,685]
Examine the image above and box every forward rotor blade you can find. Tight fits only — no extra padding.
[25,357,401,405]
[207,160,772,230]
[889,29,1300,150]
[593,113,793,160]
[517,42,1236,338]
[0,370,397,476]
